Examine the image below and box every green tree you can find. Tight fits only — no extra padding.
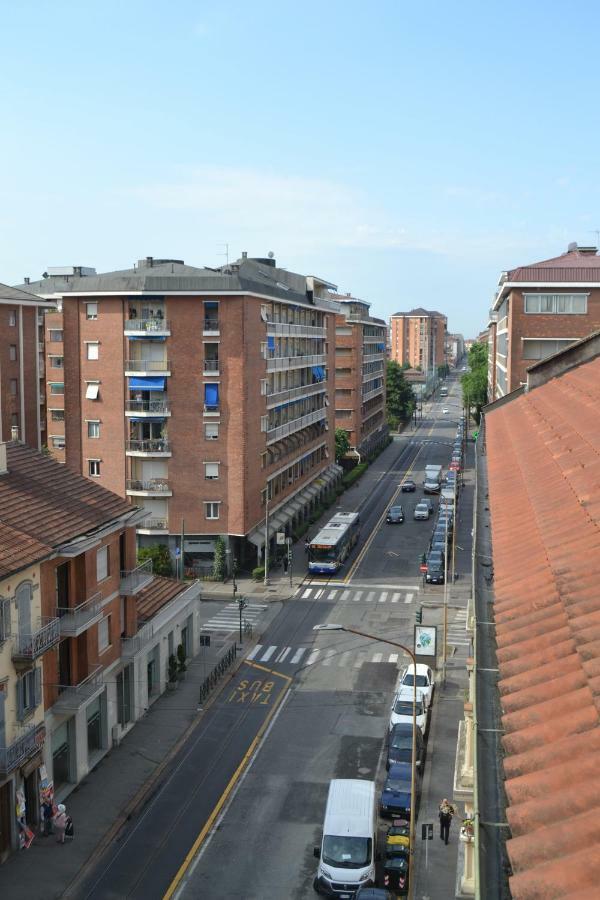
[461,342,488,423]
[212,535,227,580]
[386,361,416,426]
[335,428,351,462]
[137,544,173,577]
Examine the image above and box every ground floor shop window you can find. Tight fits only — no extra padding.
[87,696,103,758]
[147,646,160,698]
[52,720,72,790]
[117,665,133,726]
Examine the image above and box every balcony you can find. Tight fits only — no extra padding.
[121,621,155,659]
[126,478,172,497]
[203,358,220,374]
[120,559,154,595]
[12,617,60,663]
[53,666,104,714]
[125,438,172,457]
[57,593,102,637]
[137,516,169,534]
[266,353,327,372]
[267,321,327,338]
[203,317,220,335]
[266,380,327,408]
[266,407,328,444]
[124,359,171,376]
[362,387,385,404]
[0,723,45,777]
[125,399,171,417]
[124,317,170,336]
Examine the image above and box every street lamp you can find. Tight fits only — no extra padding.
[313,624,418,900]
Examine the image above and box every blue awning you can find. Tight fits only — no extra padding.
[128,335,166,341]
[267,335,276,350]
[312,366,325,381]
[128,416,165,423]
[128,377,166,391]
[204,383,219,406]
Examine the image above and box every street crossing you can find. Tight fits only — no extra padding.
[246,643,404,670]
[201,602,268,632]
[447,608,471,647]
[298,585,418,604]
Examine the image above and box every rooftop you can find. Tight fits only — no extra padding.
[136,575,193,622]
[494,244,600,308]
[391,307,446,318]
[0,280,52,306]
[485,348,600,898]
[0,442,137,578]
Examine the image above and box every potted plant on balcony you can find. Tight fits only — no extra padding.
[460,818,474,843]
[167,654,178,692]
[176,643,187,681]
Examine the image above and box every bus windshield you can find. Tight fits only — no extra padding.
[310,546,337,561]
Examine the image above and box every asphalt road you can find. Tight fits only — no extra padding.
[75,378,469,900]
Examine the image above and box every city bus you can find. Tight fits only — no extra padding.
[308,512,361,575]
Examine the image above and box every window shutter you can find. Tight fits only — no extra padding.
[16,677,24,721]
[0,599,10,641]
[34,667,42,708]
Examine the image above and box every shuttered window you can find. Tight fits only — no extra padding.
[16,668,41,721]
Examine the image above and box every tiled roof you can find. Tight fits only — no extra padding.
[0,443,135,566]
[486,356,600,898]
[508,247,600,282]
[136,576,191,621]
[0,522,50,580]
[0,281,49,304]
[391,307,446,318]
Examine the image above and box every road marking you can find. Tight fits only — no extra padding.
[341,589,351,601]
[275,647,291,663]
[315,589,324,599]
[391,592,401,603]
[327,590,337,599]
[352,591,363,602]
[405,592,414,604]
[372,652,383,663]
[354,652,367,669]
[306,649,320,666]
[259,645,277,662]
[322,649,336,667]
[389,653,399,664]
[365,591,375,603]
[302,588,311,599]
[379,592,388,603]
[339,652,351,667]
[290,648,306,664]
[246,645,262,661]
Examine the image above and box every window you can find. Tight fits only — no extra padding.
[85,383,100,400]
[335,327,353,335]
[204,422,219,440]
[335,367,351,376]
[98,615,111,653]
[9,345,17,361]
[51,436,66,449]
[16,668,41,721]
[86,302,98,320]
[204,502,220,520]
[522,338,576,360]
[204,383,219,411]
[87,421,100,438]
[96,545,109,581]
[89,459,101,477]
[86,342,99,360]
[49,329,63,342]
[9,310,17,326]
[50,355,64,368]
[50,409,65,422]
[524,293,588,314]
[0,597,11,641]
[10,379,17,396]
[203,300,219,331]
[204,462,220,480]
[49,382,64,395]
[11,413,18,428]
[260,415,268,432]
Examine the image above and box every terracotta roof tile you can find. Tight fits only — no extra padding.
[486,354,600,898]
[136,576,191,622]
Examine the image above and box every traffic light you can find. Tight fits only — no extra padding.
[415,606,423,624]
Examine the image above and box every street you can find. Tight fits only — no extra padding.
[74,379,472,900]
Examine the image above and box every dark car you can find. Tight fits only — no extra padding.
[426,561,445,584]
[386,505,404,524]
[355,889,395,900]
[380,763,415,819]
[436,515,453,534]
[429,537,446,554]
[401,480,416,493]
[387,723,425,770]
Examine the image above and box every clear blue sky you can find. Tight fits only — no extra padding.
[2,0,599,335]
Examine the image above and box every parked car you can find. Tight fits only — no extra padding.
[386,723,426,770]
[356,889,396,900]
[386,505,404,524]
[426,560,445,585]
[401,479,416,492]
[423,481,441,494]
[413,502,430,521]
[429,537,446,554]
[380,763,418,819]
[397,664,435,708]
[442,407,449,414]
[389,689,429,736]
[449,460,462,472]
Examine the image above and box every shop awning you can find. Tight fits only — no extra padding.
[128,376,166,391]
[128,416,165,423]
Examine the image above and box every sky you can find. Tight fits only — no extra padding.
[2,0,600,336]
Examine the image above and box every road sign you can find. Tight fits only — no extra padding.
[421,823,433,840]
[276,531,286,545]
[175,548,181,557]
[419,564,428,573]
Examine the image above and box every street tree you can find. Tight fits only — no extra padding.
[335,427,351,462]
[461,342,488,423]
[386,361,416,429]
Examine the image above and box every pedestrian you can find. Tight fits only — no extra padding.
[282,555,288,574]
[439,798,457,845]
[53,803,68,844]
[41,798,54,837]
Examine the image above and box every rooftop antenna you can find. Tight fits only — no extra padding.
[217,243,230,268]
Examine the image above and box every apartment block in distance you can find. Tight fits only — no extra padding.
[0,281,54,450]
[489,242,600,399]
[332,293,388,461]
[21,255,341,574]
[390,307,447,373]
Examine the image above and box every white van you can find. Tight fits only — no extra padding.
[313,779,377,898]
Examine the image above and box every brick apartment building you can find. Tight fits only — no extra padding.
[332,293,388,461]
[0,281,53,450]
[488,242,600,399]
[389,307,447,373]
[21,255,341,574]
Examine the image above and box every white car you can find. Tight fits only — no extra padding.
[413,502,430,520]
[389,688,429,735]
[442,407,449,414]
[397,664,435,709]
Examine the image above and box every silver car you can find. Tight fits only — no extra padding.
[413,502,430,521]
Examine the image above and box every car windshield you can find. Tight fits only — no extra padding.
[390,732,412,749]
[394,699,424,716]
[386,773,411,792]
[403,673,428,687]
[390,507,402,515]
[322,835,372,869]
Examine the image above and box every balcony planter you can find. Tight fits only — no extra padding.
[460,819,474,843]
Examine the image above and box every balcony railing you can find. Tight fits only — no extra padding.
[203,318,219,332]
[57,593,102,637]
[137,516,169,532]
[203,358,219,372]
[53,666,104,713]
[266,322,327,337]
[125,439,172,455]
[266,353,327,372]
[124,317,170,334]
[120,558,154,595]
[126,478,172,494]
[266,380,327,408]
[12,617,60,662]
[125,399,171,415]
[121,622,155,659]
[125,359,171,373]
[362,386,385,404]
[266,407,328,444]
[0,723,43,777]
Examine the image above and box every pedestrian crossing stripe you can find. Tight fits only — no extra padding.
[298,586,417,604]
[246,644,405,668]
[202,602,268,631]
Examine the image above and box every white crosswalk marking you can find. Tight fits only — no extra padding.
[275,647,291,663]
[302,588,311,599]
[322,649,336,666]
[365,591,375,603]
[290,648,306,664]
[260,645,277,662]
[341,590,351,601]
[339,651,351,667]
[391,593,401,603]
[372,652,383,663]
[379,592,388,603]
[315,589,324,599]
[327,590,337,600]
[246,645,262,661]
[354,652,367,669]
[306,649,320,666]
[389,653,399,664]
[204,602,268,632]
[404,592,414,604]
[352,591,363,601]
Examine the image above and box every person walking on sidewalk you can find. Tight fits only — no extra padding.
[439,798,457,845]
[53,803,68,844]
[41,798,54,837]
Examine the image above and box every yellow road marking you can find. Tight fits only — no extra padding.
[162,665,292,899]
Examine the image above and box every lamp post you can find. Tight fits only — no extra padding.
[314,624,418,900]
[264,485,270,586]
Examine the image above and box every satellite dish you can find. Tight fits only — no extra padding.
[268,251,274,259]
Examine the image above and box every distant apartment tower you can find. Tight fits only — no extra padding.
[445,332,465,368]
[22,256,340,572]
[0,281,53,449]
[332,293,388,460]
[488,243,600,398]
[390,308,447,373]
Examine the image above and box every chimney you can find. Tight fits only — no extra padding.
[146,256,153,267]
[242,251,248,260]
[24,277,30,284]
[11,426,19,442]
[0,443,7,475]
